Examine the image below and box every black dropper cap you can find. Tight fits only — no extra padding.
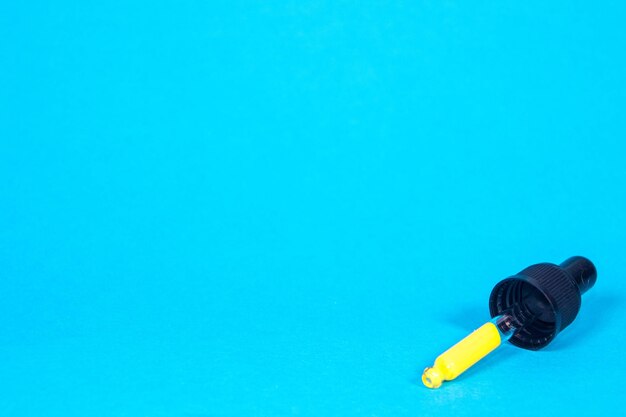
[488,256,597,350]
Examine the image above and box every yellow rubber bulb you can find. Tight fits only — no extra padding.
[422,322,502,389]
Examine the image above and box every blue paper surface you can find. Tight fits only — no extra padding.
[1,2,625,416]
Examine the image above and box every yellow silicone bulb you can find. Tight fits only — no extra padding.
[422,321,502,389]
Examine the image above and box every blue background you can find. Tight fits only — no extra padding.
[1,1,625,416]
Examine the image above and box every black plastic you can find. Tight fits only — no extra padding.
[488,256,597,350]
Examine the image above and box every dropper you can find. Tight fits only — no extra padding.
[422,256,597,389]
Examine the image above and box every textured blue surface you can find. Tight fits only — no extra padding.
[2,2,626,416]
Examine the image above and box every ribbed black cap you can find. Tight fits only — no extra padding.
[488,256,597,350]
